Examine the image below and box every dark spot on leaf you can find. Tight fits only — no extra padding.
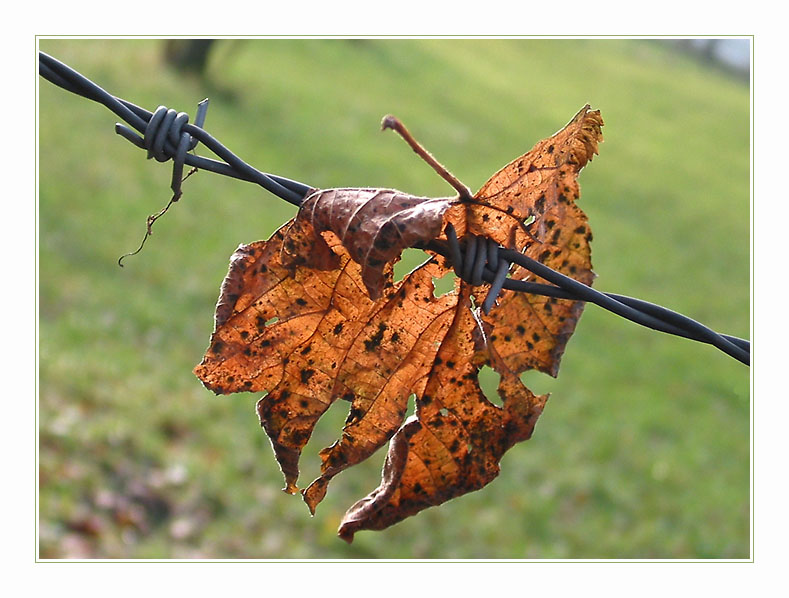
[374,235,392,250]
[364,322,387,351]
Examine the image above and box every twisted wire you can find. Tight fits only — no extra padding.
[38,51,750,366]
[38,51,312,205]
[114,101,209,199]
[425,226,749,366]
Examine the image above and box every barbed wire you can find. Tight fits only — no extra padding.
[37,51,750,366]
[38,52,312,205]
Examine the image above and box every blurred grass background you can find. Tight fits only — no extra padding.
[37,38,750,559]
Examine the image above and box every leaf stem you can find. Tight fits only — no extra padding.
[381,115,473,201]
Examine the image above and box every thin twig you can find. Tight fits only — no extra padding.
[381,115,473,200]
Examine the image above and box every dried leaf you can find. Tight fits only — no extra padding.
[338,286,547,542]
[289,187,454,299]
[194,105,603,539]
[480,105,601,375]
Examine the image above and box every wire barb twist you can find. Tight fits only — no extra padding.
[38,51,312,206]
[115,101,209,200]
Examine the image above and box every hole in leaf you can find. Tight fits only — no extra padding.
[393,248,430,283]
[405,393,417,419]
[439,407,449,417]
[519,370,558,396]
[432,270,456,298]
[478,365,502,407]
[266,316,279,326]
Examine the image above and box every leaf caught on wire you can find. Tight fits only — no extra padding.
[194,105,603,540]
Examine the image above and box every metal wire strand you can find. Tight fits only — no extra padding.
[38,51,750,367]
[38,51,312,206]
[429,229,749,366]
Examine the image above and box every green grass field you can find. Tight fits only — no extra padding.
[37,38,750,559]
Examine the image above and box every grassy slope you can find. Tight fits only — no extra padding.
[38,39,749,559]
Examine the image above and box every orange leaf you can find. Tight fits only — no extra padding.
[338,285,547,542]
[194,105,603,539]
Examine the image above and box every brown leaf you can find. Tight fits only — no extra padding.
[301,258,457,513]
[290,187,454,299]
[445,104,602,376]
[338,286,547,542]
[195,223,456,495]
[194,105,602,540]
